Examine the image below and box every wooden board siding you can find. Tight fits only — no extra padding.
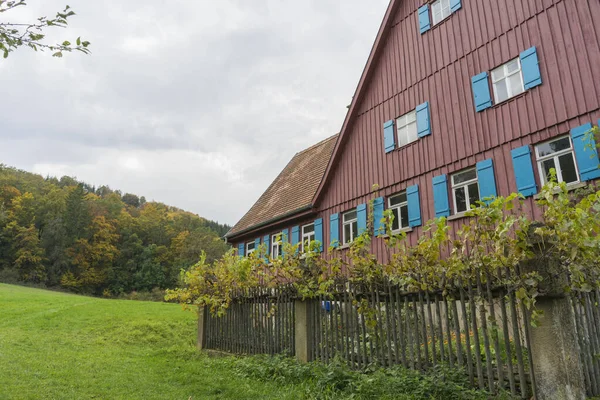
[314,0,600,259]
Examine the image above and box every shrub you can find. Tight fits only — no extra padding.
[232,355,515,399]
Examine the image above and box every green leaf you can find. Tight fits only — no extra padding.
[76,37,81,46]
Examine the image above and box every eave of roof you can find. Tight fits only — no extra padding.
[313,0,400,205]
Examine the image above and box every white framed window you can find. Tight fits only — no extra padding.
[388,191,409,231]
[342,210,358,245]
[452,168,480,214]
[301,223,315,252]
[396,110,418,148]
[431,0,451,25]
[535,136,579,186]
[491,58,525,104]
[246,241,256,255]
[271,233,282,258]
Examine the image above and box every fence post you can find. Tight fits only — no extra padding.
[295,299,312,363]
[197,305,206,351]
[526,259,586,399]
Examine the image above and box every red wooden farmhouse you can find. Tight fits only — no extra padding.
[226,0,600,262]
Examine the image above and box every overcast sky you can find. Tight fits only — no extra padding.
[2,0,389,225]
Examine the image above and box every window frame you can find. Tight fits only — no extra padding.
[301,223,315,252]
[271,233,282,259]
[388,191,410,232]
[396,110,418,148]
[431,0,452,26]
[491,58,525,104]
[342,210,358,245]
[535,136,580,186]
[451,168,480,214]
[246,241,256,255]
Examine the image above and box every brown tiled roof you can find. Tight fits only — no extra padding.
[226,134,338,238]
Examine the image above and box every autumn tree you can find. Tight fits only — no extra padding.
[0,165,231,296]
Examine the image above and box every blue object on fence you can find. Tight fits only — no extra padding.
[321,301,332,312]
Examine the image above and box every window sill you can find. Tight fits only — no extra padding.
[336,244,351,251]
[533,182,588,199]
[379,227,413,238]
[388,139,419,155]
[447,212,471,222]
[491,91,528,110]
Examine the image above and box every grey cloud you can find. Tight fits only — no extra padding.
[1,0,389,223]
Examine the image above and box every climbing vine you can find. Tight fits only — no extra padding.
[166,177,600,323]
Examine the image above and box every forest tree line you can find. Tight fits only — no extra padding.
[0,164,231,296]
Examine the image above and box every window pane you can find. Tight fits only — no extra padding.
[453,169,477,185]
[468,182,480,207]
[391,208,400,231]
[441,5,451,19]
[537,137,571,158]
[506,59,520,74]
[396,115,406,128]
[400,204,409,229]
[344,223,352,244]
[491,67,505,82]
[406,122,418,144]
[558,153,579,184]
[541,158,557,183]
[397,126,408,147]
[351,221,358,239]
[303,224,314,235]
[406,111,416,123]
[344,210,357,222]
[508,73,524,97]
[455,187,467,213]
[494,80,509,103]
[390,193,407,206]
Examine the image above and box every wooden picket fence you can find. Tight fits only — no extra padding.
[573,290,600,397]
[308,278,534,399]
[202,276,600,399]
[204,286,296,356]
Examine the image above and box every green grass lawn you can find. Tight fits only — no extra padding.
[0,284,303,400]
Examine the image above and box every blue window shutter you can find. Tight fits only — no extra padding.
[520,46,542,90]
[314,218,324,252]
[571,123,600,181]
[357,203,367,235]
[329,213,340,248]
[254,237,261,251]
[373,197,385,236]
[472,72,493,112]
[418,5,431,34]
[510,146,538,197]
[281,229,289,256]
[384,120,395,153]
[432,175,451,218]
[238,243,245,257]
[450,0,462,13]
[416,102,432,138]
[476,159,498,204]
[291,226,300,247]
[263,235,270,260]
[407,185,423,227]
